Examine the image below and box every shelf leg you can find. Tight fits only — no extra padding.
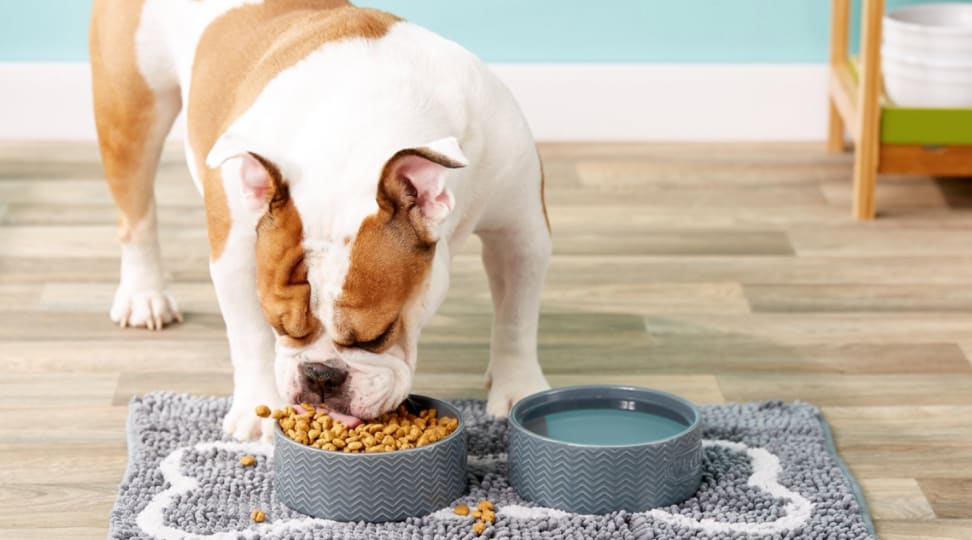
[827,0,850,153]
[827,101,845,153]
[852,0,883,220]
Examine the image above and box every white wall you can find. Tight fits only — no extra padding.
[0,63,828,141]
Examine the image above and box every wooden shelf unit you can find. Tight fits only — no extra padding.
[827,0,972,220]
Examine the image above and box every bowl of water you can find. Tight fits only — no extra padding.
[508,385,702,514]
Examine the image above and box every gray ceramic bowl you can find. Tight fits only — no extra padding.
[508,385,702,514]
[273,395,467,522]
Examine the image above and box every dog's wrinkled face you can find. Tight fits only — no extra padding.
[240,138,466,420]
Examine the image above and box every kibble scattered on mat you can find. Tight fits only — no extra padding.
[257,403,460,453]
[250,509,265,523]
[239,455,256,467]
[454,500,495,535]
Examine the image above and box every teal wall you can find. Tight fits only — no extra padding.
[0,0,966,63]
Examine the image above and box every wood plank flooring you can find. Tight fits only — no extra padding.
[1,141,970,539]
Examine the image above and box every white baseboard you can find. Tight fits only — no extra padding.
[0,62,828,141]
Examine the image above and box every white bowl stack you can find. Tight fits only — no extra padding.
[883,2,972,107]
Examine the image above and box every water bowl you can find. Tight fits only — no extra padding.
[508,385,703,514]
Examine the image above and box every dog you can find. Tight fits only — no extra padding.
[90,0,551,440]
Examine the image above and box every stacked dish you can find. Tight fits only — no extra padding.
[883,3,972,107]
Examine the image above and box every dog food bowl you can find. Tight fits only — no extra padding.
[274,395,467,522]
[508,385,702,514]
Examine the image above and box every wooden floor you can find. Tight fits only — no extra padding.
[1,141,971,539]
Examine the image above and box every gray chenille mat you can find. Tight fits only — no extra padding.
[109,392,876,539]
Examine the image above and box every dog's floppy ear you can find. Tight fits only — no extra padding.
[377,136,468,243]
[207,133,285,212]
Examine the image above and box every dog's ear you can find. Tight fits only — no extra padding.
[239,153,286,211]
[206,133,285,212]
[377,137,468,243]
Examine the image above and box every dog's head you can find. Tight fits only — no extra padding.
[207,135,467,421]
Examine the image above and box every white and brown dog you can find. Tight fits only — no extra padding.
[89,0,551,440]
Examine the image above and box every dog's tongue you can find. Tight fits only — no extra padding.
[294,405,362,428]
[327,410,362,428]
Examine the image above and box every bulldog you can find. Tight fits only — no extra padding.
[89,0,551,440]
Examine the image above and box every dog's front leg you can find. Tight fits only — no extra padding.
[479,219,552,417]
[211,225,283,441]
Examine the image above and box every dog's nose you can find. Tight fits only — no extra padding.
[301,362,348,389]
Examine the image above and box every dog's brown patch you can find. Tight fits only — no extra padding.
[89,0,156,241]
[187,1,400,260]
[335,212,432,352]
[252,156,322,345]
[333,148,461,351]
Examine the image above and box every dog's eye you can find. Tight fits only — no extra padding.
[351,319,398,352]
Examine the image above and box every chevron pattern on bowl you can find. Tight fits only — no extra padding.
[273,395,467,522]
[508,385,702,514]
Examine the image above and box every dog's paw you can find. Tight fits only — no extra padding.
[110,287,182,331]
[485,369,550,417]
[223,396,284,442]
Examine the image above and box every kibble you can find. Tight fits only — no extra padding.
[239,455,256,466]
[251,509,265,523]
[476,499,496,523]
[455,500,495,534]
[259,403,459,453]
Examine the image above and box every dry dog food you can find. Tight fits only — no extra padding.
[455,500,495,535]
[258,403,460,453]
[239,455,256,467]
[250,509,266,523]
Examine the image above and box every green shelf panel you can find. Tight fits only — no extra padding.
[881,107,972,146]
[848,56,972,146]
